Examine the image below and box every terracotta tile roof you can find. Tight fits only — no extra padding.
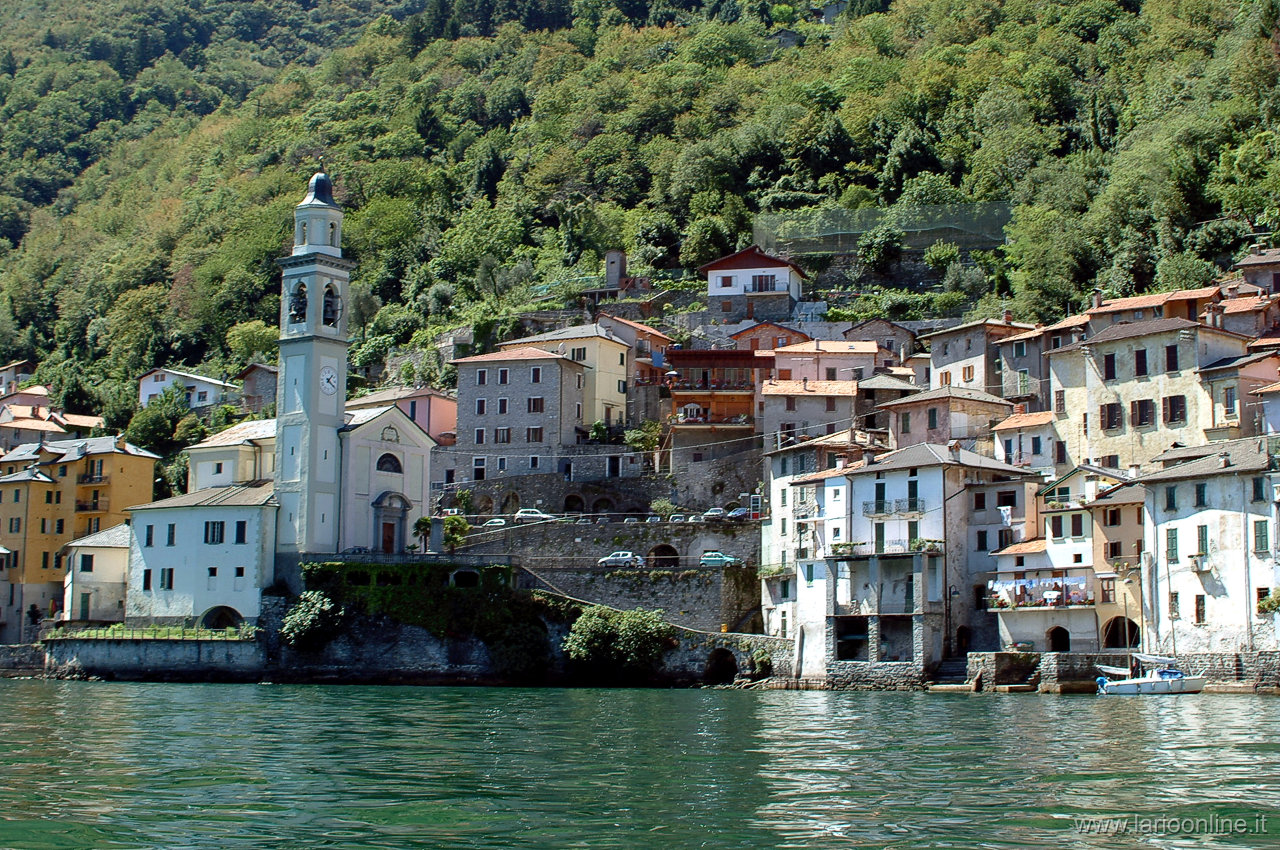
[1086,286,1219,315]
[57,412,104,429]
[0,419,66,433]
[771,340,881,354]
[1220,295,1272,314]
[450,347,582,365]
[993,538,1048,556]
[789,464,863,483]
[760,380,859,396]
[992,410,1057,431]
[1001,314,1090,344]
[1252,380,1280,395]
[597,314,673,341]
[190,419,277,448]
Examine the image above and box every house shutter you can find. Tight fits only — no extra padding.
[1130,400,1139,423]
[1162,397,1170,423]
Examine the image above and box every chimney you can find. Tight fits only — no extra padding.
[1092,288,1104,310]
[1253,243,1263,256]
[1226,283,1239,300]
[1129,463,1140,478]
[803,377,809,391]
[1219,452,1231,468]
[1014,403,1027,414]
[1003,309,1013,324]
[947,439,962,460]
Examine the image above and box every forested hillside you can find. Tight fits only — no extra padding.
[1,0,1278,433]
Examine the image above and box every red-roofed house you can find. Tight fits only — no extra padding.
[700,246,806,323]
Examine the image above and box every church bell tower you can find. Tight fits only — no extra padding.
[274,170,353,555]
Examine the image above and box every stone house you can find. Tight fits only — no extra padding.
[699,246,806,323]
[1046,318,1253,471]
[759,380,858,445]
[919,316,1035,395]
[1233,244,1280,293]
[1084,286,1221,328]
[498,323,630,428]
[730,320,811,352]
[0,359,34,396]
[1088,481,1147,647]
[852,373,919,432]
[843,318,919,363]
[876,385,1013,452]
[61,523,132,625]
[1139,438,1279,652]
[992,315,1090,411]
[234,363,277,414]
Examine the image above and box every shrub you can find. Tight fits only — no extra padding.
[1259,590,1280,615]
[280,590,343,651]
[563,605,673,682]
[487,620,551,682]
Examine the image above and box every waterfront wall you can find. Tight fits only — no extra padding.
[828,660,925,690]
[0,643,43,675]
[44,637,264,681]
[964,651,1280,693]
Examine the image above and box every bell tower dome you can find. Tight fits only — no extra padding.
[274,168,355,556]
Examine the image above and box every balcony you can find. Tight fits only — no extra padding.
[77,474,109,485]
[894,498,926,515]
[671,414,754,427]
[75,499,108,513]
[862,500,892,517]
[987,576,1093,611]
[830,540,933,558]
[669,381,756,392]
[745,280,786,294]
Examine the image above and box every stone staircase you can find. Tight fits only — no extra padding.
[926,658,972,692]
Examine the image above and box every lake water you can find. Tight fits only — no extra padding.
[1,681,1278,848]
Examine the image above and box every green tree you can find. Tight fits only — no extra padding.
[225,320,277,364]
[443,515,471,552]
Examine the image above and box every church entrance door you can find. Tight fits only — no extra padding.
[381,522,396,554]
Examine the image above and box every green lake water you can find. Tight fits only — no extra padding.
[1,680,1278,848]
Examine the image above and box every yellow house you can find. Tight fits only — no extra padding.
[0,436,158,642]
[498,323,631,427]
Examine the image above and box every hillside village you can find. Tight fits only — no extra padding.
[5,170,1280,688]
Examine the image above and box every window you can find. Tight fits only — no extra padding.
[576,374,584,389]
[498,368,509,385]
[12,490,18,503]
[235,521,247,544]
[785,397,796,411]
[208,567,217,579]
[1004,439,1014,458]
[497,457,507,472]
[55,519,63,534]
[143,569,152,591]
[1224,386,1237,417]
[530,367,542,384]
[1071,513,1084,537]
[1051,515,1064,539]
[1162,395,1186,424]
[44,491,51,504]
[145,525,154,547]
[167,524,175,546]
[825,397,836,412]
[998,529,1014,548]
[618,380,627,394]
[1104,508,1121,527]
[1169,591,1179,619]
[1164,486,1177,511]
[973,492,986,510]
[939,371,951,386]
[1107,540,1123,559]
[927,408,938,430]
[204,521,225,544]
[751,273,777,291]
[1254,477,1268,502]
[377,453,403,473]
[1100,577,1116,603]
[1165,344,1179,372]
[826,367,837,381]
[474,428,486,445]
[1130,399,1155,427]
[476,369,487,386]
[497,398,508,415]
[900,412,910,434]
[1103,353,1116,380]
[1195,594,1206,624]
[1255,520,1270,553]
[495,428,511,444]
[781,518,787,536]
[1166,527,1179,562]
[475,398,486,415]
[1055,389,1066,414]
[529,456,540,470]
[54,491,60,504]
[1134,349,1148,377]
[976,530,988,551]
[778,369,792,380]
[526,427,544,443]
[1100,402,1123,430]
[570,346,586,361]
[473,457,486,481]
[719,275,732,288]
[1031,436,1042,455]
[962,365,975,382]
[575,403,582,420]
[159,568,174,590]
[7,518,17,533]
[1197,524,1209,555]
[528,397,544,414]
[40,518,47,533]
[1194,483,1207,507]
[1014,341,1027,358]
[996,490,1017,507]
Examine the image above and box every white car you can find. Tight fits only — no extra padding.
[597,551,644,568]
[668,514,687,523]
[514,509,555,524]
[481,518,507,527]
[702,508,727,521]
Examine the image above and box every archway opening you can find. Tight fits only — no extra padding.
[199,606,243,630]
[500,492,521,514]
[451,570,481,588]
[648,544,679,568]
[705,648,738,684]
[372,491,411,554]
[474,495,494,515]
[591,497,614,514]
[1047,626,1070,652]
[955,625,972,655]
[564,494,586,513]
[1102,617,1140,649]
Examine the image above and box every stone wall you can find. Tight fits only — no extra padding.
[1037,652,1133,692]
[0,643,44,674]
[44,637,264,681]
[828,659,925,690]
[966,651,1042,688]
[964,650,1280,693]
[662,628,793,684]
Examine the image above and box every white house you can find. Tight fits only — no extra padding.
[138,368,236,408]
[62,523,133,624]
[698,246,806,322]
[126,482,278,627]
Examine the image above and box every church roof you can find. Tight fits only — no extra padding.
[190,419,278,449]
[299,171,339,208]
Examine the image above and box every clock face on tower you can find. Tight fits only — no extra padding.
[319,365,339,395]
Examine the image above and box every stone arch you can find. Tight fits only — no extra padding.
[564,494,586,513]
[1047,626,1070,652]
[704,647,738,684]
[328,221,338,247]
[591,497,614,514]
[376,453,402,473]
[1102,617,1140,649]
[451,569,481,588]
[500,492,520,514]
[473,494,494,514]
[623,503,646,515]
[198,606,243,630]
[647,544,679,568]
[289,282,308,324]
[955,625,972,655]
[372,491,412,554]
[322,285,340,327]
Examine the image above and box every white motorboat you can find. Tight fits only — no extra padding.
[1096,654,1206,695]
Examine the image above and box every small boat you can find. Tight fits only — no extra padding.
[1096,654,1206,695]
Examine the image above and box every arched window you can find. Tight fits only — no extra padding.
[376,453,402,474]
[289,283,308,324]
[299,221,308,245]
[322,286,339,327]
[328,221,337,247]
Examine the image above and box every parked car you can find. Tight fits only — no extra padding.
[686,514,705,523]
[668,514,686,523]
[645,515,662,523]
[598,551,644,568]
[575,517,593,525]
[702,507,727,521]
[481,518,507,527]
[726,507,751,521]
[514,509,555,524]
[623,517,641,524]
[699,551,744,568]
[341,546,370,555]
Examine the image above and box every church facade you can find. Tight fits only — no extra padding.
[123,172,436,628]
